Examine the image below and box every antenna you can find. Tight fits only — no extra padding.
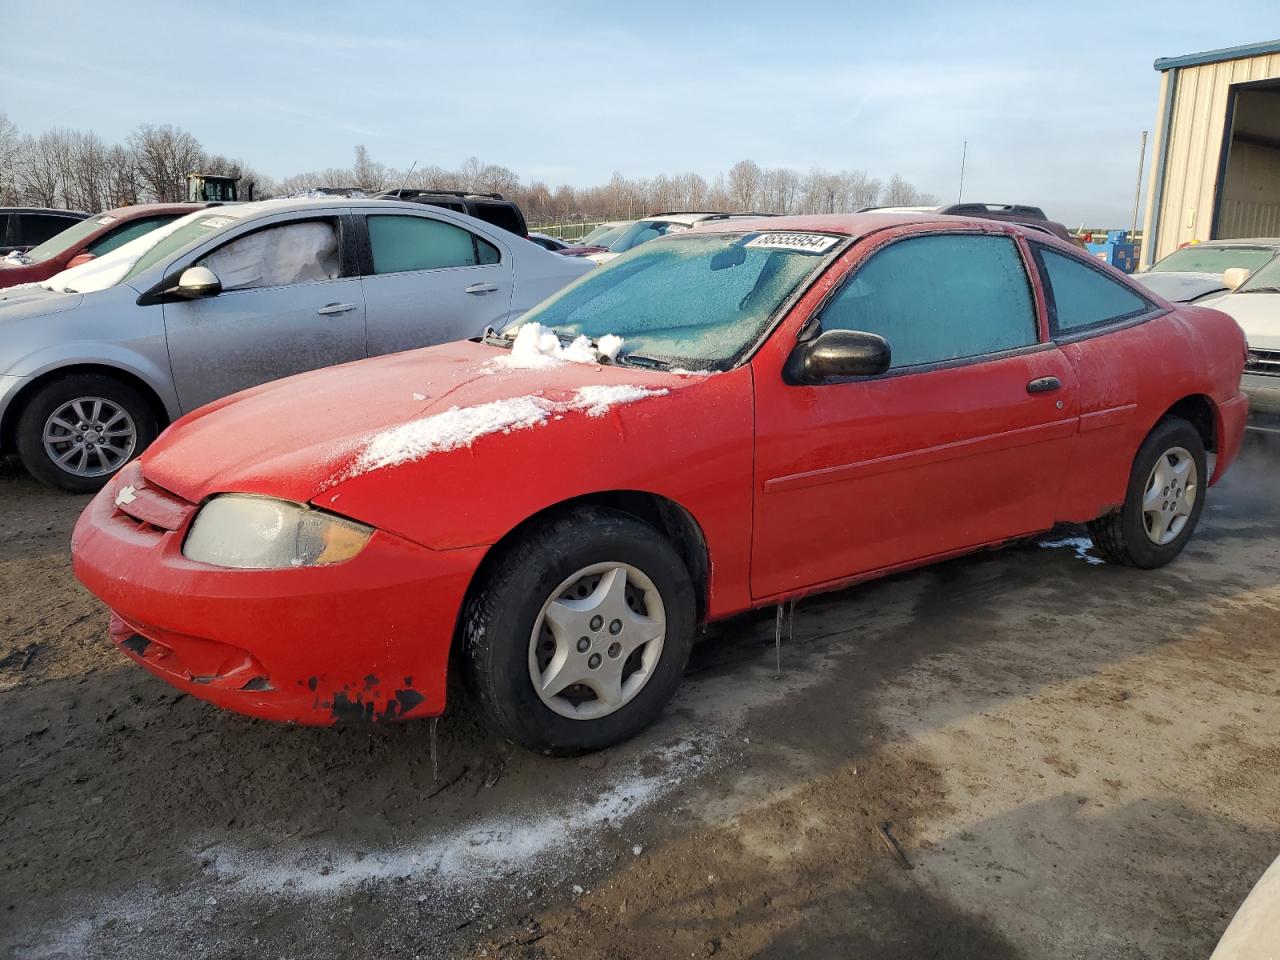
[397,160,419,198]
[957,141,967,204]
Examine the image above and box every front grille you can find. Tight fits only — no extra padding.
[1245,349,1280,378]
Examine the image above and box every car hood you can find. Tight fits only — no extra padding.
[142,340,687,508]
[0,284,82,320]
[1131,271,1226,303]
[1207,291,1280,351]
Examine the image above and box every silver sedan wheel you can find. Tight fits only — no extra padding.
[528,562,666,721]
[42,397,137,478]
[1142,445,1197,545]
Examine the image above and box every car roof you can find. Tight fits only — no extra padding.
[1175,238,1280,248]
[0,207,89,217]
[100,202,220,219]
[691,211,1024,239]
[639,212,734,225]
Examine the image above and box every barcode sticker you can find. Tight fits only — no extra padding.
[744,233,840,253]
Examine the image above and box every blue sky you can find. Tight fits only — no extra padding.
[4,1,1276,225]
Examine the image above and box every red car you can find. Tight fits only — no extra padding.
[71,213,1248,754]
[0,203,211,289]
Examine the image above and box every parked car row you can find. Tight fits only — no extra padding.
[60,209,1249,755]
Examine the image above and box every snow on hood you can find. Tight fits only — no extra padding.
[494,321,623,369]
[349,384,667,476]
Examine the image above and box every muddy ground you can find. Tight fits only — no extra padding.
[1,441,1278,960]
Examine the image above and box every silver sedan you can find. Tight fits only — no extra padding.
[0,198,593,491]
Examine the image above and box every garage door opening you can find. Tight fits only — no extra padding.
[1215,81,1280,240]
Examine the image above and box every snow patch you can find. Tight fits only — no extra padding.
[495,322,623,369]
[1039,536,1105,565]
[349,385,668,474]
[202,739,712,898]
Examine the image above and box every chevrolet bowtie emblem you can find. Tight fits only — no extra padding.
[114,485,138,507]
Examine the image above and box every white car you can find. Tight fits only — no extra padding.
[1202,254,1280,433]
[587,212,764,264]
[1212,853,1280,958]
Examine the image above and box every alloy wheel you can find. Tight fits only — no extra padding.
[42,397,137,478]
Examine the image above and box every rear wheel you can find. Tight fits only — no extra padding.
[15,374,158,493]
[463,507,695,755]
[1088,416,1207,568]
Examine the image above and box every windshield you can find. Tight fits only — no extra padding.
[1238,256,1280,293]
[1148,245,1274,274]
[14,214,116,264]
[506,231,841,367]
[580,223,627,246]
[607,219,694,253]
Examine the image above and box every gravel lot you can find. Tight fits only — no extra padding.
[2,440,1278,959]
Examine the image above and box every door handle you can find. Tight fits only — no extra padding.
[1026,376,1062,394]
[317,302,357,316]
[464,282,499,295]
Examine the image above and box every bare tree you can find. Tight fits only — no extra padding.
[880,173,937,207]
[727,160,762,212]
[130,124,204,201]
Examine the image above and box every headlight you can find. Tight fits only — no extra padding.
[183,495,373,569]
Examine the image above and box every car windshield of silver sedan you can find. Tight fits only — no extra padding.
[507,231,840,367]
[1148,245,1274,274]
[1237,257,1280,294]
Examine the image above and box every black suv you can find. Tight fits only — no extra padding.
[375,190,528,238]
[0,207,90,255]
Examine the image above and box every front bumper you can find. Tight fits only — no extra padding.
[71,465,486,725]
[1241,373,1280,434]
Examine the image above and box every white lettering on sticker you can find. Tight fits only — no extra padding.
[744,233,840,253]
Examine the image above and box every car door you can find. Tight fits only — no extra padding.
[359,210,515,356]
[750,229,1080,599]
[1026,241,1165,520]
[163,214,367,413]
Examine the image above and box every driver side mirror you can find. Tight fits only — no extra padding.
[1222,267,1250,291]
[173,266,222,300]
[784,329,891,385]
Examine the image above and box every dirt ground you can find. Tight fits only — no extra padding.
[2,440,1278,960]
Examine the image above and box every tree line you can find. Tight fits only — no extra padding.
[0,114,937,224]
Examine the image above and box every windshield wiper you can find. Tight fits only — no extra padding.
[1241,286,1280,294]
[619,352,671,370]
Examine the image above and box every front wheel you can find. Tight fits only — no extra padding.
[1088,416,1207,568]
[463,506,696,755]
[15,374,158,493]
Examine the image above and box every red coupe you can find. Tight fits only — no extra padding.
[0,203,211,289]
[71,213,1248,754]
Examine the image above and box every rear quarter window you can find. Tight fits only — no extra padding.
[1033,245,1151,335]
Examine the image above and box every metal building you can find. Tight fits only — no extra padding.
[1141,40,1280,268]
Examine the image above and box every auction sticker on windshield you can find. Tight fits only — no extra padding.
[744,233,840,253]
[200,216,236,229]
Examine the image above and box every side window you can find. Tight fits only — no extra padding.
[88,216,179,257]
[367,215,500,274]
[197,220,341,291]
[1034,245,1150,334]
[17,214,77,246]
[822,233,1038,369]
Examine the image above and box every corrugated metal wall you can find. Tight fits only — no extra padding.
[1141,52,1280,267]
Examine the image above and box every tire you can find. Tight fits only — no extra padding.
[15,374,159,493]
[463,506,696,755]
[1087,416,1207,569]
